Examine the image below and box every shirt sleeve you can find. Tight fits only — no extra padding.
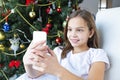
[91,49,110,70]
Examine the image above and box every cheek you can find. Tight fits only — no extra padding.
[78,34,89,41]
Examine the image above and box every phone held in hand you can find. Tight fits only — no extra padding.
[32,31,47,71]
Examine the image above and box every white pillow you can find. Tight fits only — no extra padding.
[96,7,120,80]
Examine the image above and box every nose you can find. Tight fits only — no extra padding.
[71,30,77,37]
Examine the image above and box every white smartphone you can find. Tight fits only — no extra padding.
[33,31,47,44]
[32,31,47,71]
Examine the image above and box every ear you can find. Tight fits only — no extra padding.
[89,29,94,38]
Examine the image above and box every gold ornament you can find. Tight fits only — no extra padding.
[20,44,25,49]
[14,33,18,38]
[0,30,6,41]
[29,11,36,18]
[9,47,12,50]
[0,44,5,51]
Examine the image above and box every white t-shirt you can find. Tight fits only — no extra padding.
[16,47,110,80]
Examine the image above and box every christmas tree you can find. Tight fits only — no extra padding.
[0,0,83,79]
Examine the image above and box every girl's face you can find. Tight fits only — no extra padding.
[67,17,93,49]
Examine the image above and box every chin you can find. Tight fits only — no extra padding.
[71,44,79,47]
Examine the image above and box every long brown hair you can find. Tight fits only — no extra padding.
[61,9,99,59]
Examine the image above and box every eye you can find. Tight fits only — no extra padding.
[77,29,84,32]
[67,28,72,31]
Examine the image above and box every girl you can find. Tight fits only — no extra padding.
[16,10,110,80]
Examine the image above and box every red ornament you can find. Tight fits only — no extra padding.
[0,63,3,68]
[46,7,50,14]
[14,60,21,68]
[46,7,53,14]
[46,23,52,29]
[56,7,62,13]
[26,0,35,5]
[55,37,62,44]
[9,60,15,68]
[42,27,49,34]
[9,60,21,68]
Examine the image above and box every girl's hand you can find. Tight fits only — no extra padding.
[23,40,47,65]
[23,40,48,78]
[33,47,61,75]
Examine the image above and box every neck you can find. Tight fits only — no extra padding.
[73,46,89,54]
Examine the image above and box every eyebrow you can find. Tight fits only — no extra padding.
[68,26,85,28]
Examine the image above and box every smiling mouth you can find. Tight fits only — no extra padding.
[70,39,79,43]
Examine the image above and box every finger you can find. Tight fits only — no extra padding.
[33,62,46,72]
[33,54,44,62]
[30,45,48,55]
[31,50,48,58]
[23,53,37,65]
[32,66,45,72]
[31,49,47,55]
[33,46,49,58]
[35,45,48,51]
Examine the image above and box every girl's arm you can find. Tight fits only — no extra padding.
[54,65,84,80]
[88,62,105,80]
[23,41,47,78]
[23,50,45,78]
[56,62,105,80]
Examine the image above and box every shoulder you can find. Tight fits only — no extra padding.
[89,48,110,70]
[89,48,106,53]
[53,46,63,54]
[89,48,108,58]
[89,48,108,60]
